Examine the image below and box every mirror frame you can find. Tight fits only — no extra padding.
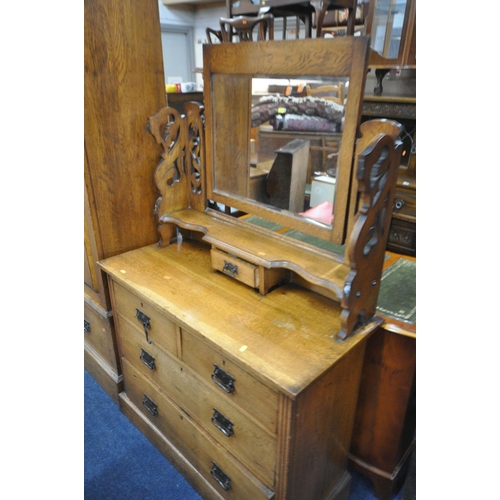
[203,36,370,245]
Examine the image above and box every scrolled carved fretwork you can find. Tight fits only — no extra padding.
[185,102,205,197]
[339,120,403,340]
[148,103,205,246]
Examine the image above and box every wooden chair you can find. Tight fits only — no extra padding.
[317,0,368,38]
[305,82,345,105]
[205,27,223,44]
[311,0,357,38]
[219,14,274,42]
[226,0,312,39]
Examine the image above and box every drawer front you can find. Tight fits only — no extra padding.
[182,330,279,435]
[112,282,178,356]
[84,300,119,371]
[122,359,275,500]
[119,319,276,486]
[211,248,259,289]
[392,188,416,219]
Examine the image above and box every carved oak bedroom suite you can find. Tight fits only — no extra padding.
[85,1,416,499]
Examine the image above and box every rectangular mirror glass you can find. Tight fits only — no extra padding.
[203,37,370,245]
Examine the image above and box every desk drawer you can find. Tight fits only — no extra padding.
[112,282,178,356]
[392,188,416,220]
[122,359,275,500]
[119,319,277,486]
[182,330,279,435]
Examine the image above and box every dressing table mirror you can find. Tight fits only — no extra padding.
[148,36,402,340]
[204,37,367,245]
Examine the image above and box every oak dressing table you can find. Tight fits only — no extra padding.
[98,36,403,500]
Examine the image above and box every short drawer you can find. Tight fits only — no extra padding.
[211,248,259,289]
[119,319,277,486]
[392,188,416,220]
[111,281,178,356]
[122,359,275,500]
[84,299,119,372]
[182,330,279,435]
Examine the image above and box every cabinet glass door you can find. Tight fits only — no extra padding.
[370,0,408,59]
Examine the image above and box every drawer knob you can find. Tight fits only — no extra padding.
[136,308,152,344]
[211,364,235,394]
[394,198,405,210]
[140,348,156,370]
[212,408,234,437]
[210,462,231,491]
[142,394,158,416]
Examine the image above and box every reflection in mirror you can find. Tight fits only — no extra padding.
[214,76,349,228]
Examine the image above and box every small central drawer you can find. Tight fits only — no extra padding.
[122,359,275,500]
[182,329,279,435]
[112,281,178,356]
[119,319,277,486]
[211,248,259,288]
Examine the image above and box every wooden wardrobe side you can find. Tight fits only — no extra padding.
[84,0,166,402]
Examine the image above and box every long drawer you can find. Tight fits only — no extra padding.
[122,358,275,500]
[118,315,277,486]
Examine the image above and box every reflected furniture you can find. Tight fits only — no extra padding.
[84,0,166,403]
[98,37,405,500]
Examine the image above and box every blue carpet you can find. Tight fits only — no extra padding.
[85,370,404,499]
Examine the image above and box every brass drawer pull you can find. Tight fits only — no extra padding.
[84,319,91,333]
[136,308,152,344]
[211,408,234,437]
[140,348,156,370]
[142,394,158,416]
[210,462,231,491]
[211,364,235,394]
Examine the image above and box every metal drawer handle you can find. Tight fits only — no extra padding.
[84,319,91,333]
[222,260,238,277]
[211,364,235,394]
[136,308,152,344]
[210,462,231,491]
[212,409,234,437]
[140,348,156,370]
[394,198,405,210]
[142,394,158,416]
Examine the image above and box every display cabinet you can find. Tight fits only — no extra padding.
[364,0,416,95]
